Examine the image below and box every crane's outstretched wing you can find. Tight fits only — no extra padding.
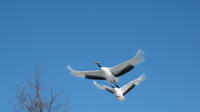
[110,49,145,77]
[67,65,105,80]
[121,74,146,95]
[93,81,114,94]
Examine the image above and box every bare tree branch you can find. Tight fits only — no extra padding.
[15,69,69,112]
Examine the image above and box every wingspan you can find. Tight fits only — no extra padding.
[121,74,146,95]
[93,81,114,94]
[110,49,145,77]
[67,65,106,80]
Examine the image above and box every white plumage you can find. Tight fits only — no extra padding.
[67,49,145,87]
[93,74,146,101]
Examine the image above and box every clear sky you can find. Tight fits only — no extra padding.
[0,0,200,112]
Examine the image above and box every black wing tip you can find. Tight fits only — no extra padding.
[123,84,136,96]
[115,65,134,77]
[85,75,106,80]
[105,88,114,94]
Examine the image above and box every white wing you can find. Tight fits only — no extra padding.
[110,49,145,77]
[67,65,105,80]
[121,74,146,95]
[93,81,114,94]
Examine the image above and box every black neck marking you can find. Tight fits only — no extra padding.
[96,63,102,68]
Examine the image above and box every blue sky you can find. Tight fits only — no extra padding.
[0,0,200,112]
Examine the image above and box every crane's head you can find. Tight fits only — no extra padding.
[95,60,102,68]
[95,60,100,64]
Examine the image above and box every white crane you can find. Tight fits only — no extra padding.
[67,49,145,87]
[93,74,146,101]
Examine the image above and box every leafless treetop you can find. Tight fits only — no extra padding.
[15,69,69,112]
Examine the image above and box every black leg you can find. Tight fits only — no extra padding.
[111,84,114,88]
[114,81,120,88]
[115,83,120,88]
[111,82,115,88]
